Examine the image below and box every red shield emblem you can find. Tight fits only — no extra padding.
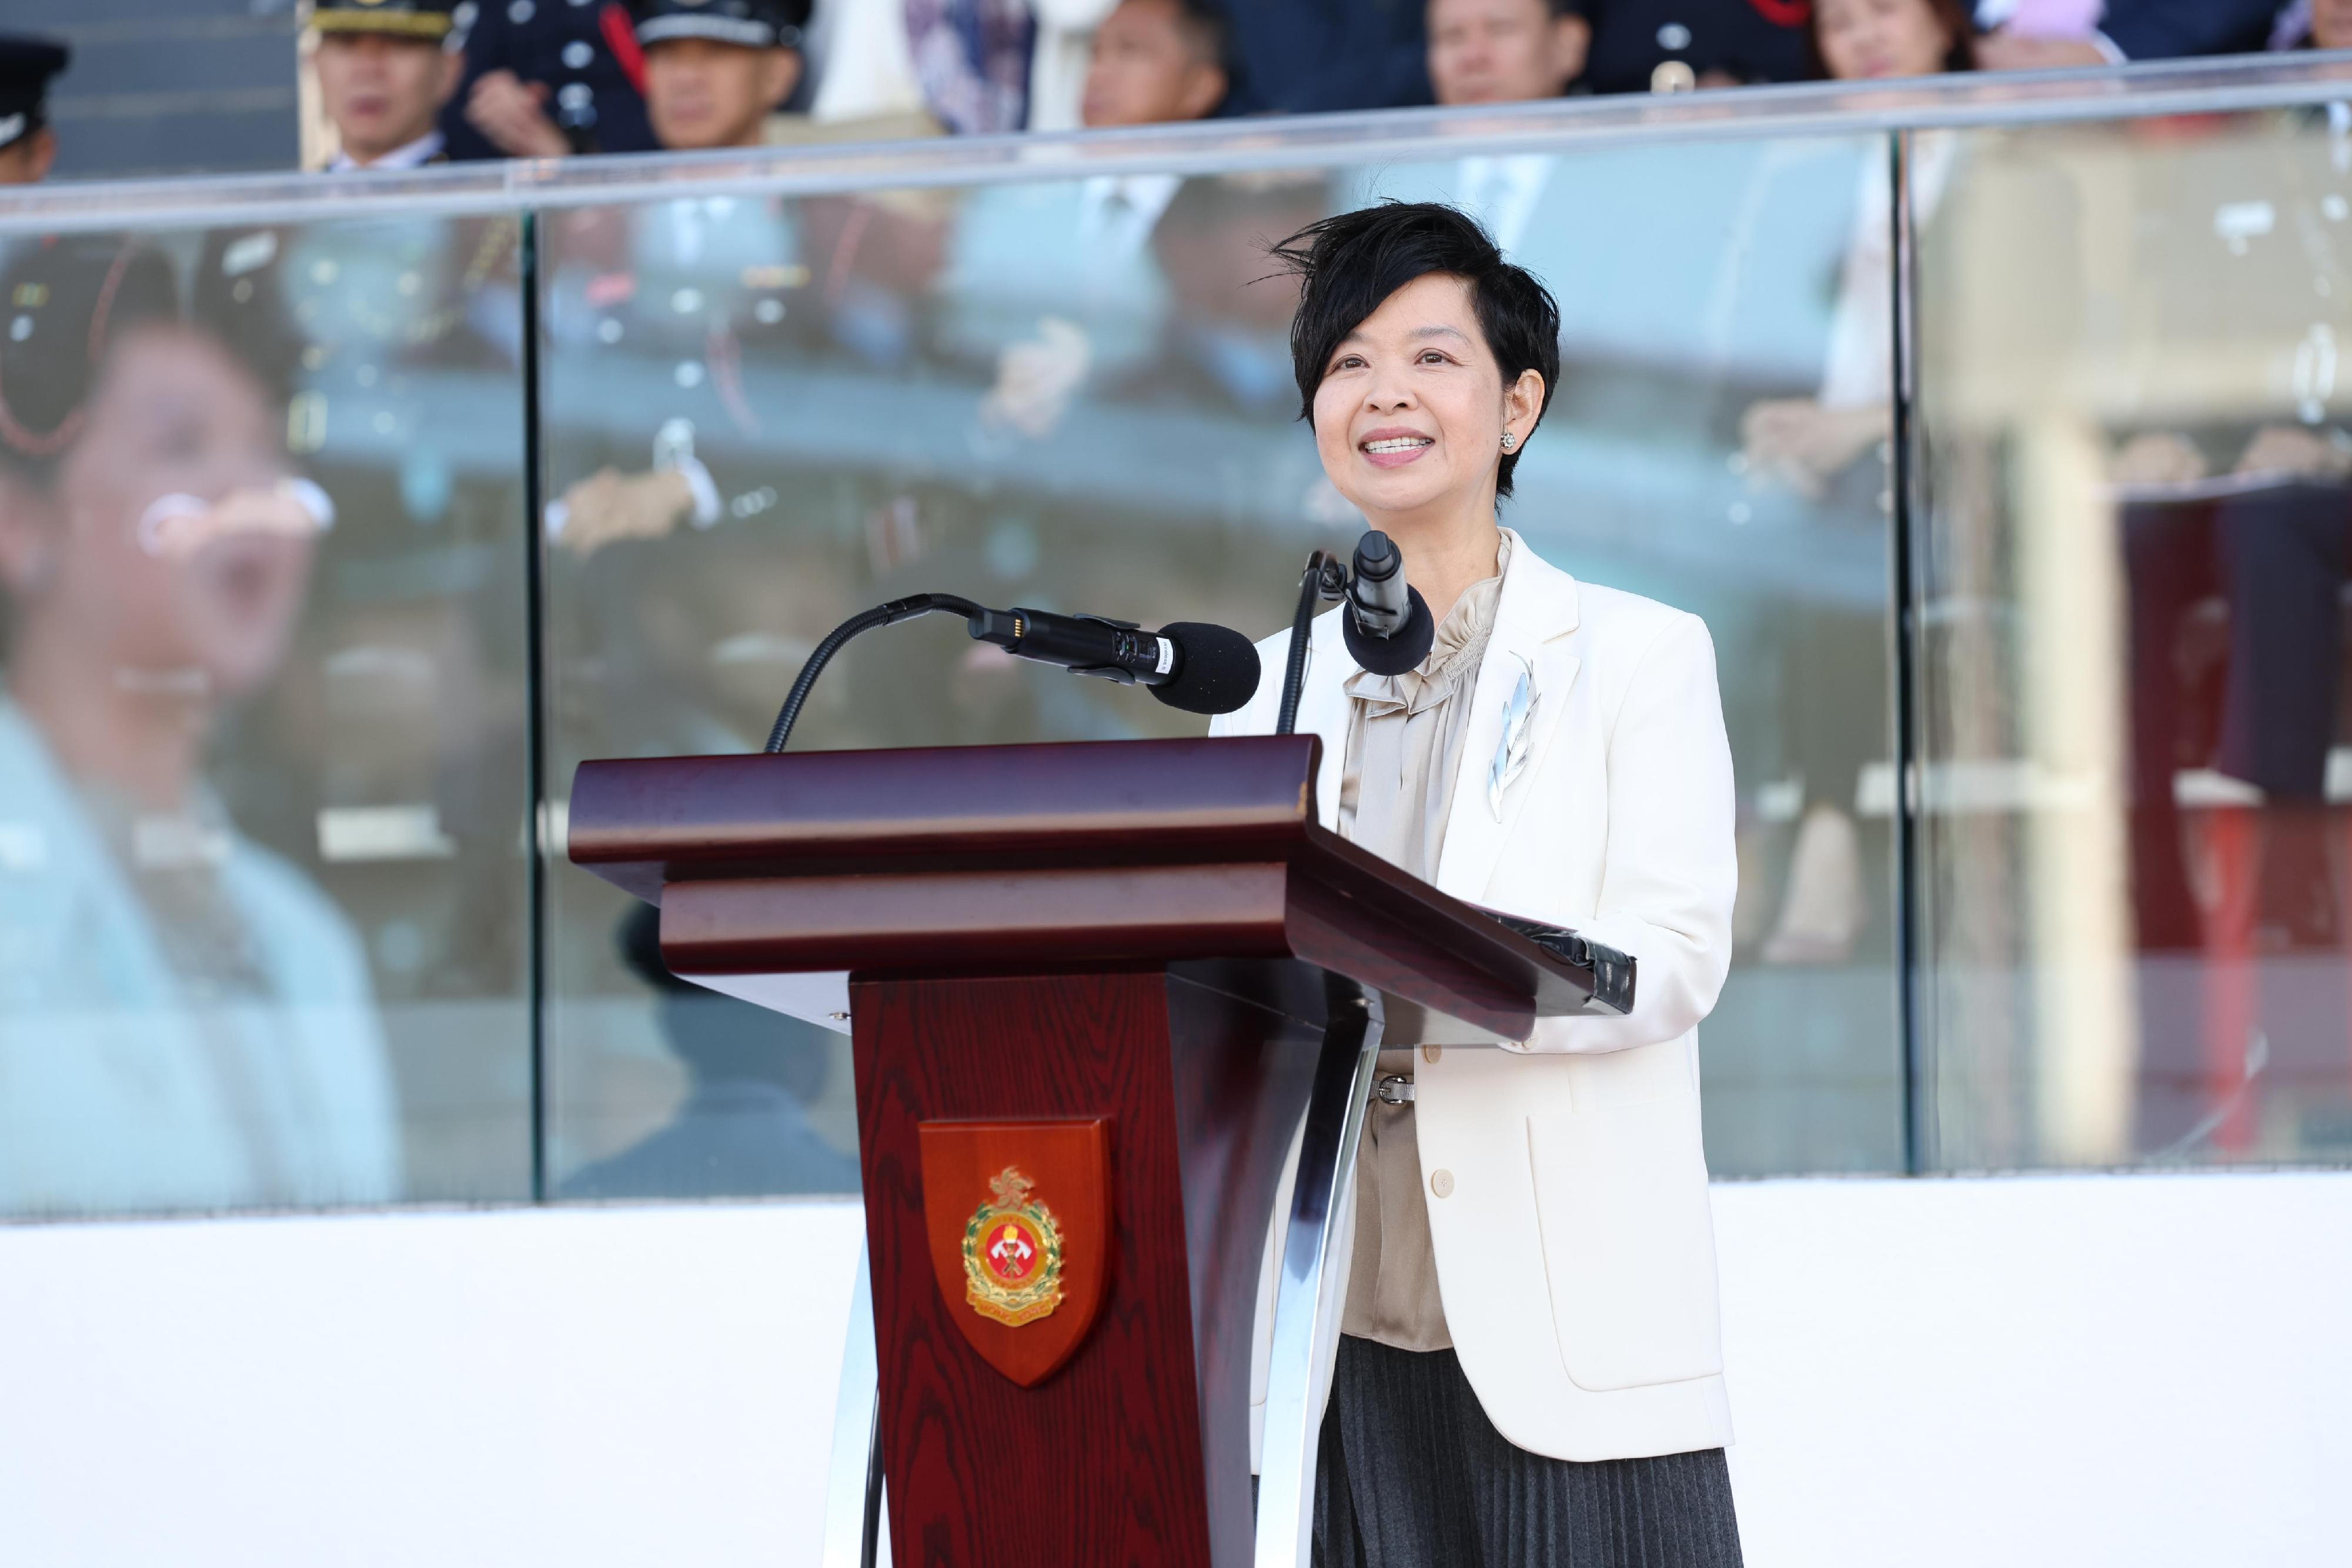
[919,1118,1112,1387]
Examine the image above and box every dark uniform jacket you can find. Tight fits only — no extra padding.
[438,0,657,160]
[1584,0,1814,95]
[2099,0,2286,59]
[1208,0,1432,115]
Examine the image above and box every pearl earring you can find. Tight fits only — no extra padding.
[1500,430,1518,452]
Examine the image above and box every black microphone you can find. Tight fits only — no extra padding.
[1341,531,1435,677]
[764,593,1261,752]
[968,606,1261,716]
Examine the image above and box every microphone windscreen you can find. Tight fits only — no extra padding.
[1151,621,1262,716]
[1341,584,1434,677]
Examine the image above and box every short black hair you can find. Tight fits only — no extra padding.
[1271,200,1560,498]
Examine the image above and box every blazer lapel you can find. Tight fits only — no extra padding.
[1433,532,1581,903]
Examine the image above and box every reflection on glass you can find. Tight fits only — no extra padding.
[1916,112,2352,1168]
[558,905,858,1198]
[0,217,532,1216]
[0,233,392,1212]
[542,138,1909,1186]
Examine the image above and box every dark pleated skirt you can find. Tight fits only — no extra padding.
[1313,1335,1745,1568]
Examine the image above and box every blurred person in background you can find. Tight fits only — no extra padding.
[539,0,818,559]
[632,0,810,150]
[1738,0,1972,964]
[933,0,1229,438]
[812,0,1034,133]
[1081,0,1230,126]
[806,0,940,129]
[1027,0,1121,129]
[1751,0,1972,479]
[2113,419,2352,1151]
[311,0,462,172]
[1214,0,1433,115]
[814,0,1175,136]
[1811,0,1977,79]
[450,0,659,159]
[1344,0,1585,340]
[1427,0,1591,104]
[0,35,68,187]
[0,236,400,1213]
[560,904,857,1198]
[1411,0,1591,260]
[2272,0,2352,48]
[2101,113,2352,1149]
[1137,174,1324,414]
[907,0,1038,133]
[1581,0,1812,92]
[1976,0,2285,71]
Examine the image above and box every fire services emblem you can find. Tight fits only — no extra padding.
[919,1118,1110,1386]
[960,1166,1064,1328]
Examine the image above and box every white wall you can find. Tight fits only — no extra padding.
[2,1174,2346,1566]
[1712,1174,2349,1568]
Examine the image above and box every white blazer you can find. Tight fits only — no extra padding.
[1214,529,1739,1463]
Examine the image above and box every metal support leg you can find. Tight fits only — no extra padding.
[1254,991,1382,1568]
[820,1240,887,1568]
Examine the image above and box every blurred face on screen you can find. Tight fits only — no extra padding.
[1814,0,1955,81]
[1081,0,1227,128]
[0,326,313,704]
[642,38,801,150]
[315,32,461,163]
[1426,0,1589,106]
[1311,273,1543,530]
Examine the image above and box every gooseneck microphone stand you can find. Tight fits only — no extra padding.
[763,594,982,753]
[1275,553,1347,736]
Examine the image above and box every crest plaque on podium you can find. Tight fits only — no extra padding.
[919,1118,1112,1387]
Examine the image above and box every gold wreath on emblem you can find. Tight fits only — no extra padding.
[961,1166,1065,1328]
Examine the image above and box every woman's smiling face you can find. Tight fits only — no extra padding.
[1311,272,1540,527]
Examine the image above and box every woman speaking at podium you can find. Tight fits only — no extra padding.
[1212,202,1742,1566]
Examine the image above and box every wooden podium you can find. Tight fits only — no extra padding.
[568,735,1624,1568]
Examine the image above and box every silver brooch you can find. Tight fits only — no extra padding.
[1488,657,1536,821]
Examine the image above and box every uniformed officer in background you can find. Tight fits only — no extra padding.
[448,0,659,158]
[631,0,810,151]
[0,34,69,186]
[1583,0,1812,92]
[312,0,463,171]
[538,0,815,559]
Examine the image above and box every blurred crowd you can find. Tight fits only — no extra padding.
[3,0,2352,185]
[5,0,2351,1210]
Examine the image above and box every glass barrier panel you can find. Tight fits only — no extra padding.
[1912,110,2352,1168]
[536,132,1910,1189]
[0,216,534,1217]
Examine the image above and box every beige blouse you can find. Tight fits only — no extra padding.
[1334,531,1509,1352]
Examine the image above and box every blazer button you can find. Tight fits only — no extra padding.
[1422,1045,1442,1064]
[1429,1169,1455,1199]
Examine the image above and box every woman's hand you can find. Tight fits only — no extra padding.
[466,69,572,160]
[2109,432,2209,489]
[550,467,697,556]
[2234,424,2352,483]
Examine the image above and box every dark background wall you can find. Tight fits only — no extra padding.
[25,0,300,180]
